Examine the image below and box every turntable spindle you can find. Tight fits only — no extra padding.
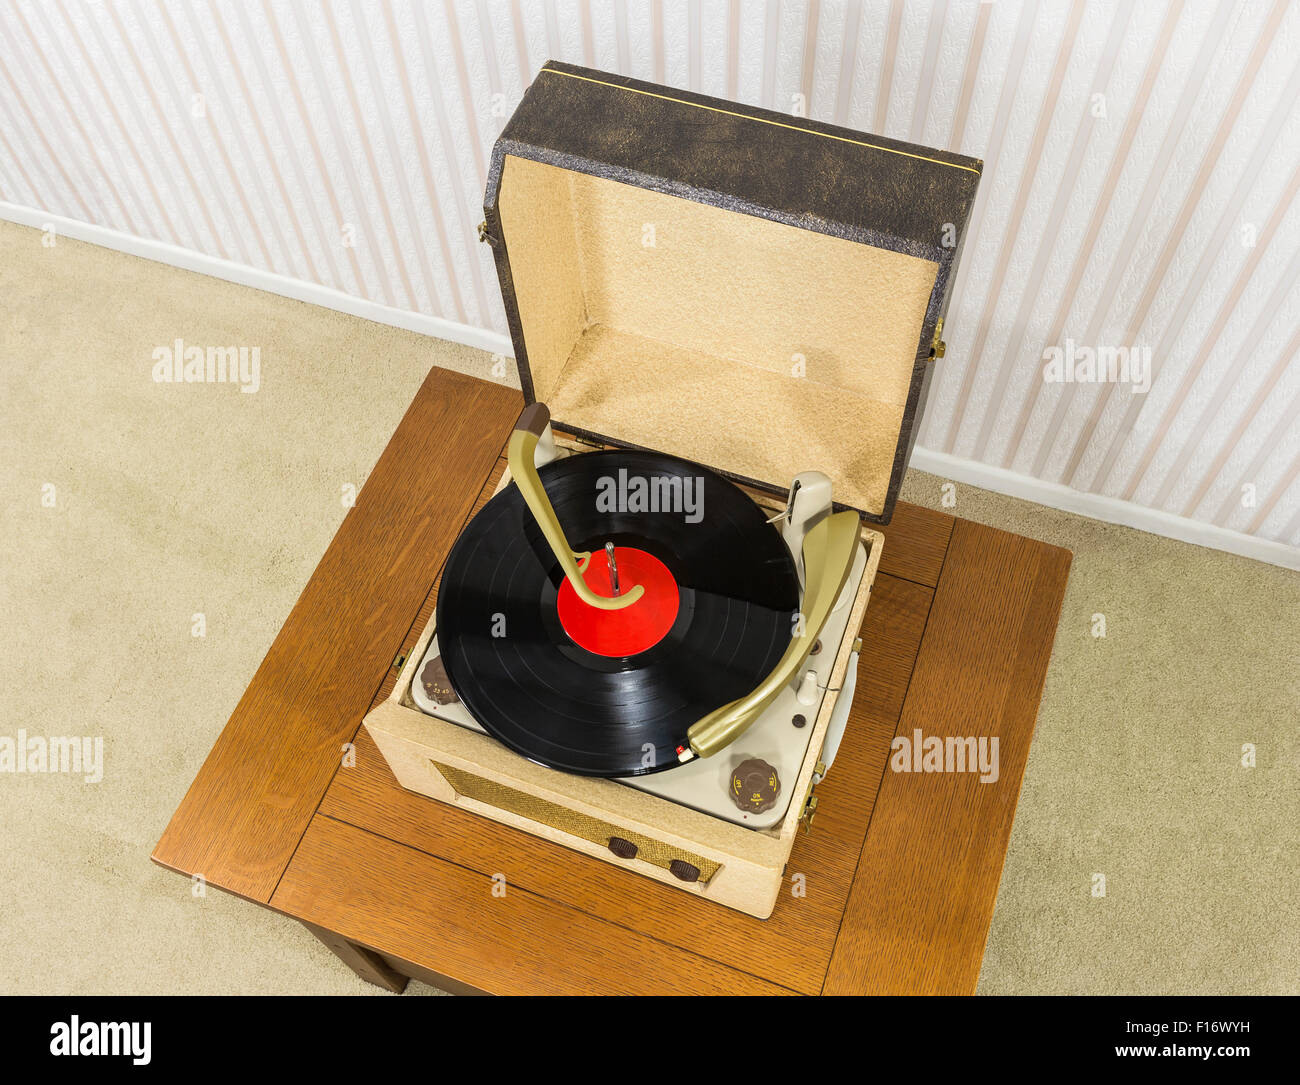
[605,541,620,596]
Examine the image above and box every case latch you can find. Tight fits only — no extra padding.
[477,221,500,247]
[929,317,946,360]
[799,767,824,833]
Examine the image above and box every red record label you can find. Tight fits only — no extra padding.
[556,547,680,657]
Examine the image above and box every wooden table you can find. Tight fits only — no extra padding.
[153,366,1070,995]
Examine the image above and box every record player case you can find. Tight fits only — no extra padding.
[364,63,982,919]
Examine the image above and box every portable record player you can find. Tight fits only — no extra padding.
[364,62,981,919]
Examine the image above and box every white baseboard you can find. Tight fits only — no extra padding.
[910,447,1300,571]
[0,201,514,357]
[5,201,1296,571]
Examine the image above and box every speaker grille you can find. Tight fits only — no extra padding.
[433,761,721,884]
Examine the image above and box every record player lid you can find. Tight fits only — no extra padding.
[484,62,982,523]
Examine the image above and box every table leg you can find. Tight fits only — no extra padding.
[303,922,409,994]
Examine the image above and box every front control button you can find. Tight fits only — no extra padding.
[729,758,781,814]
[669,859,700,882]
[607,836,638,859]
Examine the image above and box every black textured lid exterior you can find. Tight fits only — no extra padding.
[483,61,982,525]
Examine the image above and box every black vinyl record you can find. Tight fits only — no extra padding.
[436,449,799,776]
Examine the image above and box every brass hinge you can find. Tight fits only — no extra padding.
[477,221,500,247]
[800,791,819,833]
[393,652,407,671]
[929,317,946,360]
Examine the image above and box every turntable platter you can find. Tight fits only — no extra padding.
[435,449,799,777]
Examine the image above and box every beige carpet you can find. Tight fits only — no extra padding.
[1,220,1296,995]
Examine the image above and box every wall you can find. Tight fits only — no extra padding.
[1,0,1297,565]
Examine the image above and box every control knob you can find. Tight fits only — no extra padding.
[729,758,781,814]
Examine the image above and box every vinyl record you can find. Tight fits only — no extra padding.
[435,449,799,776]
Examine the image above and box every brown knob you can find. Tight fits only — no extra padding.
[419,657,458,705]
[669,859,700,883]
[607,836,638,859]
[729,758,781,814]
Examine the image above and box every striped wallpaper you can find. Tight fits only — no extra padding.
[1,1,1298,554]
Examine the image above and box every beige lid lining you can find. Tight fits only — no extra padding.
[498,154,938,515]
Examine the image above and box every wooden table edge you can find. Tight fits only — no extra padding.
[150,367,523,901]
[823,519,1072,994]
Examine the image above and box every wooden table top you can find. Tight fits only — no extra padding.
[153,366,1071,995]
